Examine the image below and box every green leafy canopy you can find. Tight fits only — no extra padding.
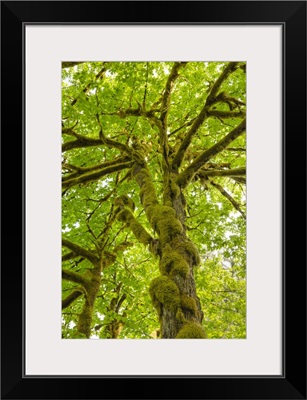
[62,61,246,339]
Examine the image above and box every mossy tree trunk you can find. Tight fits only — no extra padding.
[128,157,206,338]
[62,239,117,338]
[76,263,102,338]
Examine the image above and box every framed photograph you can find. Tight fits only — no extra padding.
[1,1,306,399]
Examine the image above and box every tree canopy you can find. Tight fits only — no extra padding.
[62,61,246,339]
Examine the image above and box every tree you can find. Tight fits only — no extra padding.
[62,61,246,339]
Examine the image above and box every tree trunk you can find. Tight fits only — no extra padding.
[76,264,101,338]
[133,161,206,338]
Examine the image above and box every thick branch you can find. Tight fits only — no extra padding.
[62,251,78,262]
[171,62,240,170]
[63,129,131,155]
[98,127,132,156]
[116,207,154,247]
[62,269,88,286]
[207,109,246,119]
[62,62,85,69]
[171,106,208,170]
[62,290,83,309]
[198,167,246,178]
[160,62,187,128]
[62,161,133,190]
[62,156,130,182]
[62,136,103,152]
[206,62,239,105]
[177,118,246,188]
[210,180,246,218]
[62,238,99,264]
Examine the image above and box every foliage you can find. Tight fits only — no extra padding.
[62,61,246,339]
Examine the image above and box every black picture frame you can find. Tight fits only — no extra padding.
[1,1,306,399]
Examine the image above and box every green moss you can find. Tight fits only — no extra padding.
[116,208,130,223]
[130,220,152,245]
[170,180,181,198]
[159,245,175,274]
[114,195,135,211]
[163,200,173,208]
[180,294,198,315]
[176,322,206,339]
[149,276,180,311]
[184,241,201,265]
[103,251,117,267]
[160,245,188,276]
[133,169,148,185]
[170,259,189,279]
[149,206,176,227]
[171,236,201,266]
[140,183,159,208]
[157,218,183,244]
[116,209,152,246]
[175,308,186,324]
[146,204,160,224]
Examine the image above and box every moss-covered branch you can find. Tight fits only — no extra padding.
[96,116,132,156]
[171,107,208,170]
[206,62,239,105]
[62,156,130,182]
[62,62,86,69]
[197,167,246,178]
[62,161,133,190]
[115,203,153,247]
[62,136,103,152]
[177,118,246,188]
[62,238,99,264]
[207,109,246,119]
[132,163,160,212]
[210,180,246,218]
[62,251,78,262]
[62,128,132,155]
[160,62,187,129]
[171,63,241,171]
[62,290,83,309]
[62,269,89,286]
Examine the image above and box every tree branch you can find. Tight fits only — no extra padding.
[96,115,133,156]
[62,161,133,190]
[207,109,246,119]
[62,290,83,309]
[62,269,89,286]
[62,62,86,69]
[206,62,239,105]
[62,136,103,152]
[116,207,154,247]
[177,118,246,188]
[210,180,246,218]
[62,128,132,155]
[62,156,130,182]
[171,62,241,170]
[62,251,78,262]
[62,238,99,264]
[197,167,246,178]
[160,62,187,129]
[171,106,208,170]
